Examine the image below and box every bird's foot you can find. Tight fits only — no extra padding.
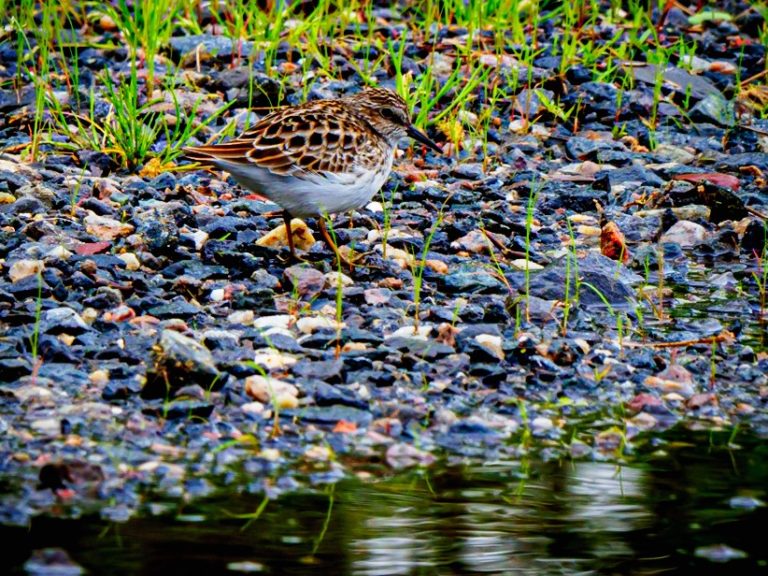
[277,252,311,265]
[333,246,359,273]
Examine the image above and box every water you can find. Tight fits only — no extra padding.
[2,429,767,575]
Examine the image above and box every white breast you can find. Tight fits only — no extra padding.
[218,153,395,218]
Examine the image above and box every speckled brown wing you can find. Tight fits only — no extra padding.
[184,100,385,177]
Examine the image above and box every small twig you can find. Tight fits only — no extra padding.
[623,330,734,349]
[740,68,768,88]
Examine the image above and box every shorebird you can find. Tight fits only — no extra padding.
[184,87,441,264]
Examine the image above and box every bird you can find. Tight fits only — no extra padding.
[184,87,441,265]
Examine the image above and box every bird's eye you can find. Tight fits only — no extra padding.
[381,108,397,121]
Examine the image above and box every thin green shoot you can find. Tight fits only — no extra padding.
[379,184,397,260]
[321,212,344,359]
[29,270,44,366]
[751,228,768,346]
[411,197,450,333]
[562,218,579,336]
[656,245,666,320]
[227,493,271,532]
[478,223,513,293]
[523,182,540,323]
[69,166,87,217]
[579,281,616,317]
[310,484,335,556]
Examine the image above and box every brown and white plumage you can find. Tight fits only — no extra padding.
[188,100,386,176]
[184,88,441,261]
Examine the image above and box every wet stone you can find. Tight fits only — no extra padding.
[42,307,91,334]
[5,275,51,299]
[284,265,326,298]
[513,88,554,118]
[148,400,215,421]
[102,377,143,400]
[147,297,202,319]
[1,195,48,216]
[540,182,609,212]
[290,405,373,427]
[38,335,82,363]
[164,261,228,281]
[170,34,254,61]
[80,197,116,216]
[594,165,665,189]
[716,152,768,172]
[451,163,484,180]
[76,150,115,175]
[142,330,223,399]
[384,337,454,360]
[82,286,123,309]
[660,220,708,247]
[628,64,721,100]
[741,219,767,254]
[245,331,304,354]
[0,357,32,382]
[292,358,345,383]
[137,219,179,252]
[530,252,640,309]
[565,136,624,160]
[306,381,368,410]
[442,263,507,294]
[347,369,394,387]
[690,93,734,126]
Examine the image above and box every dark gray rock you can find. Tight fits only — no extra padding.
[442,263,507,294]
[169,34,254,61]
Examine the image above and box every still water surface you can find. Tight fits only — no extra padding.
[3,429,767,575]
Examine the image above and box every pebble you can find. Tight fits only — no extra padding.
[117,253,141,271]
[253,315,293,331]
[531,416,554,431]
[475,334,504,360]
[46,245,73,260]
[386,325,433,340]
[252,349,297,370]
[228,310,255,325]
[84,213,134,240]
[660,220,709,247]
[296,316,344,335]
[8,259,44,283]
[245,375,300,410]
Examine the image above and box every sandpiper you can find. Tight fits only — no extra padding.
[184,87,441,264]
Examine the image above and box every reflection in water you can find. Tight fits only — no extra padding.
[1,431,767,575]
[349,462,650,575]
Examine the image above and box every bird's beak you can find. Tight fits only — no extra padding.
[407,124,442,153]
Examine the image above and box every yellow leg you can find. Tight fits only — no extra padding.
[318,217,354,271]
[283,210,296,260]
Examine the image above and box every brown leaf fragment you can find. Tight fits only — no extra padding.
[436,322,460,347]
[686,392,718,410]
[75,241,111,255]
[600,220,630,263]
[672,172,740,191]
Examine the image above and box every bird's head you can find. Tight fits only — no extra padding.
[347,88,441,153]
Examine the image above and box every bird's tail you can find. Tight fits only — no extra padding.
[183,140,256,165]
[182,145,220,166]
